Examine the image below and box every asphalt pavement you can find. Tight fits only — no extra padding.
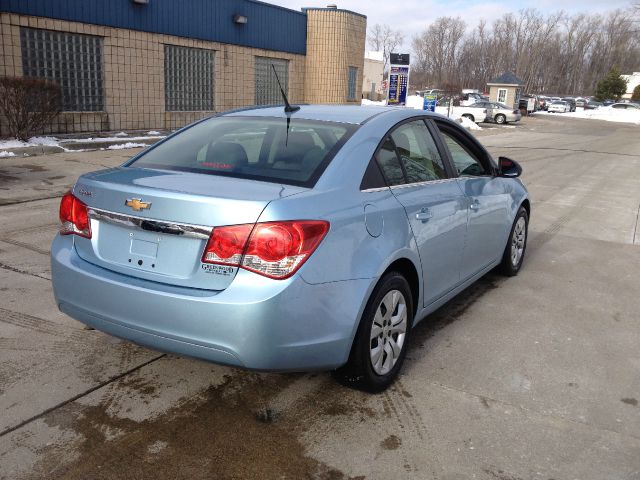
[0,115,639,480]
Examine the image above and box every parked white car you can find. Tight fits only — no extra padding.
[453,105,488,123]
[466,101,522,124]
[607,103,640,110]
[548,101,570,113]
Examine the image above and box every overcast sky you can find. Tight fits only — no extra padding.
[265,0,633,50]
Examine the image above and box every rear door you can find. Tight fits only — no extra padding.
[479,102,493,121]
[436,122,511,281]
[376,119,467,307]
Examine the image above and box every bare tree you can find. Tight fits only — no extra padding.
[0,77,62,140]
[367,24,405,73]
[410,7,640,95]
[411,17,465,88]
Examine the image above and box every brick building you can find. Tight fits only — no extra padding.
[0,1,366,135]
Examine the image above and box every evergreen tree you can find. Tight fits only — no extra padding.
[594,68,628,101]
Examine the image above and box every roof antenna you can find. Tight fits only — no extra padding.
[272,64,299,113]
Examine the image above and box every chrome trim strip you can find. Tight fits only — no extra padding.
[361,177,458,193]
[88,208,212,240]
[361,186,390,193]
[390,178,458,190]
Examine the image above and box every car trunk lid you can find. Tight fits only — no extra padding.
[71,167,306,290]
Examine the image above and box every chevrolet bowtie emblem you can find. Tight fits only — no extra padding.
[125,198,152,211]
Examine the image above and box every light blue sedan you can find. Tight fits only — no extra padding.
[51,105,530,392]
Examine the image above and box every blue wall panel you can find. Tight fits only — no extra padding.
[1,0,307,55]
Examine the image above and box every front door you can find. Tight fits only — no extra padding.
[375,120,467,307]
[437,125,511,281]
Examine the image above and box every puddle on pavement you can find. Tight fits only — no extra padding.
[32,371,371,480]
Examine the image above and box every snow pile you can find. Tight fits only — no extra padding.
[405,95,425,110]
[361,99,387,106]
[114,131,128,137]
[146,131,162,136]
[0,151,17,157]
[434,106,482,130]
[107,142,147,150]
[457,115,483,131]
[534,107,640,125]
[0,136,60,149]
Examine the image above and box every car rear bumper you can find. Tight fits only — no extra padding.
[51,235,371,371]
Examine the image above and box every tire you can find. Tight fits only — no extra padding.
[333,271,413,393]
[495,114,506,124]
[499,206,529,276]
[462,114,475,123]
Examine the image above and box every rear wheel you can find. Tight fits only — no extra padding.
[333,271,413,393]
[462,114,475,123]
[499,206,528,276]
[495,114,506,124]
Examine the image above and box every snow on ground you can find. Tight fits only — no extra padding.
[0,136,60,149]
[361,99,387,106]
[70,134,164,143]
[107,142,148,150]
[0,151,17,157]
[533,107,640,125]
[0,133,166,152]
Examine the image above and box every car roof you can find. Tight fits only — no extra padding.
[222,104,438,125]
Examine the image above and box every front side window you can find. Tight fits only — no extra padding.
[347,67,358,101]
[20,27,104,111]
[255,57,289,105]
[129,117,356,187]
[390,121,447,182]
[440,131,487,177]
[165,45,214,111]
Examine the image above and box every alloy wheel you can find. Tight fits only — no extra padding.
[511,216,527,267]
[370,290,407,375]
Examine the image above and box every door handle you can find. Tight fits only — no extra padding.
[416,207,433,222]
[470,199,481,211]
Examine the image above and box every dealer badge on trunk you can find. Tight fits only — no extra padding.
[125,198,152,211]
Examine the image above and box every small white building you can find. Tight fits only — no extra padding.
[621,72,640,99]
[362,51,385,100]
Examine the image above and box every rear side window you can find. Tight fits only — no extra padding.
[375,139,405,186]
[390,120,446,182]
[129,117,357,187]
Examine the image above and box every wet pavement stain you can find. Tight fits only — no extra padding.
[20,164,49,173]
[409,273,503,350]
[621,397,638,406]
[380,434,401,450]
[31,372,366,480]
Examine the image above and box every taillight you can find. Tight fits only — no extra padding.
[202,220,329,279]
[59,191,92,238]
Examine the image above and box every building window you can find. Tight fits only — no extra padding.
[497,88,508,104]
[20,28,104,111]
[347,67,358,101]
[255,57,289,106]
[164,45,214,111]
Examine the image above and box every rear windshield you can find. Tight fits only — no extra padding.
[128,116,358,187]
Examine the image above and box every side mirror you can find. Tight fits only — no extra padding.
[498,156,522,178]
